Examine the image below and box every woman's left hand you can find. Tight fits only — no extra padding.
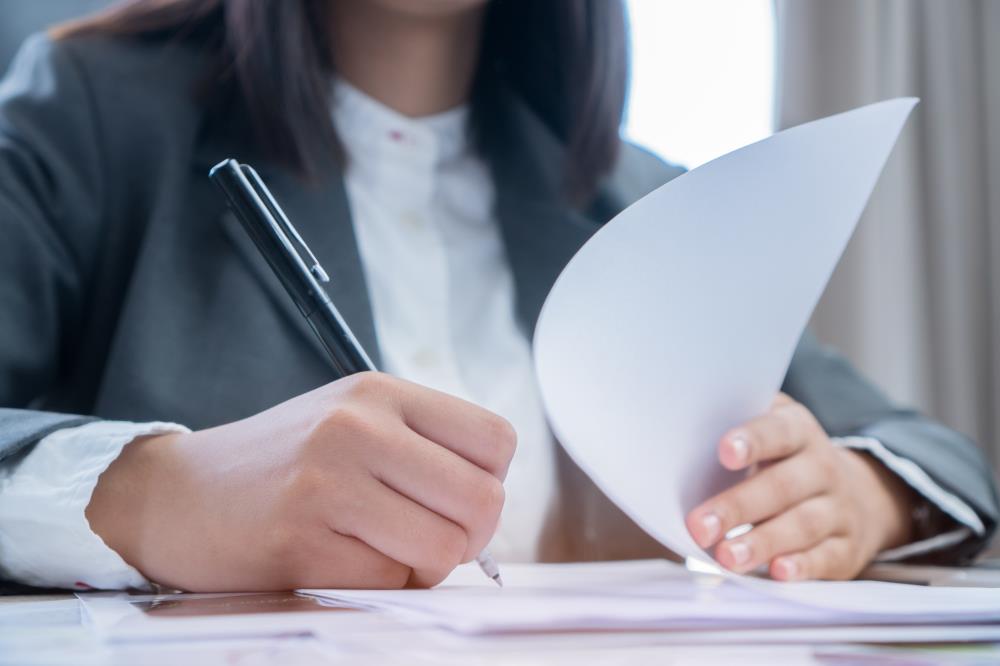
[685,394,919,581]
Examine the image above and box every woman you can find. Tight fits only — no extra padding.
[0,0,995,593]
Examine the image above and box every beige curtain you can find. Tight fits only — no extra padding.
[774,0,1000,468]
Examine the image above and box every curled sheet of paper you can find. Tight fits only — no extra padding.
[299,101,1000,630]
[533,98,918,568]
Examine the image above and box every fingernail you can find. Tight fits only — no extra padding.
[774,556,799,581]
[699,513,721,543]
[727,434,749,465]
[727,541,751,566]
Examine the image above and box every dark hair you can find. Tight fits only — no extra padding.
[53,0,628,203]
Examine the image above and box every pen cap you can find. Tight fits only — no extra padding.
[209,159,376,376]
[209,159,323,317]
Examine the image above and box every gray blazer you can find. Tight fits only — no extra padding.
[0,34,996,583]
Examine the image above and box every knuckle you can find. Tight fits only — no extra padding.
[786,401,809,422]
[806,541,846,581]
[805,550,828,579]
[287,466,325,501]
[769,477,796,508]
[828,543,856,580]
[475,478,506,521]
[323,404,378,441]
[487,414,517,457]
[777,409,799,444]
[339,371,391,402]
[480,414,517,474]
[795,504,825,543]
[713,498,741,530]
[814,448,838,480]
[774,392,795,407]
[742,422,764,449]
[798,403,821,429]
[791,402,821,438]
[435,524,469,569]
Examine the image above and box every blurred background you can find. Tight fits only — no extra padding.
[1,0,997,472]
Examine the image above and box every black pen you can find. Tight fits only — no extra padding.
[208,158,503,587]
[209,159,374,376]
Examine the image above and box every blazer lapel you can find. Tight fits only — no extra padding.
[490,95,602,338]
[194,142,382,373]
[193,89,600,375]
[496,198,599,339]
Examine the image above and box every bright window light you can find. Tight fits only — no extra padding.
[624,0,775,169]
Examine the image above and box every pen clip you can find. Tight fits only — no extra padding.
[240,164,331,284]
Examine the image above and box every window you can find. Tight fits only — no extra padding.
[624,0,775,169]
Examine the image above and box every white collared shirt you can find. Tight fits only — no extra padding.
[331,80,557,563]
[0,82,982,589]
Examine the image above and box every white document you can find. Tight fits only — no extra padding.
[532,97,1000,616]
[300,561,846,634]
[300,560,1000,636]
[533,97,919,571]
[530,96,1000,616]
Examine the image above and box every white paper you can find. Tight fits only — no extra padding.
[533,98,918,567]
[300,561,843,634]
[300,560,1000,636]
[528,97,1000,618]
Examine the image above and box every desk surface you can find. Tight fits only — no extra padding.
[3,591,1000,666]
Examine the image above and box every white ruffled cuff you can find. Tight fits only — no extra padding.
[0,420,189,590]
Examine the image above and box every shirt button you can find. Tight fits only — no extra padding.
[412,348,440,368]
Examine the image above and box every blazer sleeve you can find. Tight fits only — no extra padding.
[782,330,999,562]
[0,34,105,464]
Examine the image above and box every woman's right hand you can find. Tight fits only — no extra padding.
[85,372,516,592]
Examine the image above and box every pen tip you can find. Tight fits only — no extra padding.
[493,574,504,588]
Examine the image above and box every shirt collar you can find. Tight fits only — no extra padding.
[331,77,470,165]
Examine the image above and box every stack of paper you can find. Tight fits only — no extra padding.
[300,560,1000,637]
